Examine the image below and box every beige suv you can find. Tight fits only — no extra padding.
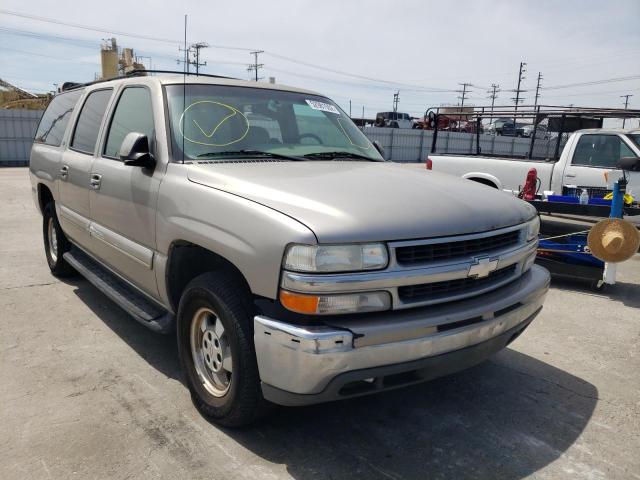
[30,73,549,426]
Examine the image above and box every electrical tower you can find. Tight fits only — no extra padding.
[621,94,633,128]
[534,72,543,108]
[456,83,473,109]
[392,91,400,114]
[247,50,264,81]
[510,62,527,123]
[487,83,500,122]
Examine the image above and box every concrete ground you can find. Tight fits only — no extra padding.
[1,167,638,480]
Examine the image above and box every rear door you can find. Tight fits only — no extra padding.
[58,88,113,250]
[562,133,639,194]
[88,85,161,297]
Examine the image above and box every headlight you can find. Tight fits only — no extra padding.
[525,216,540,242]
[279,290,391,315]
[283,243,388,273]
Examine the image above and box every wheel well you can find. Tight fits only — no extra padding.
[38,184,54,212]
[468,177,498,189]
[166,242,252,312]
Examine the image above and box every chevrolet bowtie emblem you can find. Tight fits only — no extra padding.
[468,257,499,278]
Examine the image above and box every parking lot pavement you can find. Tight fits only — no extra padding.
[1,167,638,480]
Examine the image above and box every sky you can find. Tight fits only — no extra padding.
[1,0,639,120]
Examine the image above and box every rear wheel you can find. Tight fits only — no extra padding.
[177,271,266,427]
[43,202,75,277]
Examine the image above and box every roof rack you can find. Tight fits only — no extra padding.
[426,104,640,119]
[60,69,239,92]
[125,69,238,80]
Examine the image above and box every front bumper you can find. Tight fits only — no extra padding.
[254,265,550,406]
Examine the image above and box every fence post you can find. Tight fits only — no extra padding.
[389,127,395,161]
[417,129,425,161]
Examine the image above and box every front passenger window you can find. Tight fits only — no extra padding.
[572,134,637,168]
[104,87,155,158]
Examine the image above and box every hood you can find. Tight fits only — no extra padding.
[187,160,536,243]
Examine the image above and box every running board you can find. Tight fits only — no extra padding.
[63,248,174,334]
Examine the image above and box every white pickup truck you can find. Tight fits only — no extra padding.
[426,129,640,197]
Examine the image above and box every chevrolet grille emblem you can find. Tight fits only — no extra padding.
[468,257,499,278]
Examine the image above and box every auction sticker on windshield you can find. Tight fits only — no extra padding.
[305,99,340,114]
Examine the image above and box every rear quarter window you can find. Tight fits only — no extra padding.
[34,89,83,146]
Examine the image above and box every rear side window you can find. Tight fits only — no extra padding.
[71,89,112,154]
[104,87,155,158]
[34,89,83,146]
[572,134,638,168]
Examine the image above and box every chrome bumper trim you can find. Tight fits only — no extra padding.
[255,265,550,395]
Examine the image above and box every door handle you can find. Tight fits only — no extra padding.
[60,165,69,179]
[90,173,102,190]
[565,173,576,178]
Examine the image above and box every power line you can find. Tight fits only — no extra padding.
[543,75,640,90]
[0,8,256,51]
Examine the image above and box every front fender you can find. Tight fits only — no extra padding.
[155,165,317,304]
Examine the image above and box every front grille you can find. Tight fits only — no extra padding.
[398,265,517,301]
[395,230,521,265]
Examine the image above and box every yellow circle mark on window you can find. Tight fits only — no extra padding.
[179,100,250,146]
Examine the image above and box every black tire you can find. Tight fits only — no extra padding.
[42,202,76,277]
[177,271,267,427]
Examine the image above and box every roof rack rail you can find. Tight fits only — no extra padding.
[59,69,239,93]
[125,69,238,80]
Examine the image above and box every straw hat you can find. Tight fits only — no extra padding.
[587,218,640,263]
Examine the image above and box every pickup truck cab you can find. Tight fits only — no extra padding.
[30,74,549,426]
[427,129,640,196]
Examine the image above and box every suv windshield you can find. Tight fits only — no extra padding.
[165,84,383,162]
[628,133,640,149]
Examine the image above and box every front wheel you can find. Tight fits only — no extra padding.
[42,202,75,277]
[177,271,266,427]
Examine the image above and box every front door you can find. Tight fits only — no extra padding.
[58,89,113,250]
[88,86,161,298]
[562,133,639,193]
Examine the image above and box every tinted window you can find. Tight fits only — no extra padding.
[572,134,638,168]
[71,89,112,154]
[34,90,83,146]
[104,87,155,158]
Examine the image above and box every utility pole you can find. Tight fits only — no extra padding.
[456,83,473,109]
[487,83,500,122]
[621,94,633,128]
[511,61,527,124]
[247,50,264,82]
[534,72,543,108]
[191,42,209,74]
[177,45,192,73]
[392,91,400,115]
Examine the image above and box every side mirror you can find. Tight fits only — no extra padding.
[373,140,385,159]
[618,156,640,172]
[119,132,155,168]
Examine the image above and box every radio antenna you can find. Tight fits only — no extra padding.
[182,14,187,164]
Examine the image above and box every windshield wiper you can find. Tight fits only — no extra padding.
[302,151,382,161]
[197,149,304,161]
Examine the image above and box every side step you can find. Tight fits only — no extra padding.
[63,248,174,334]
